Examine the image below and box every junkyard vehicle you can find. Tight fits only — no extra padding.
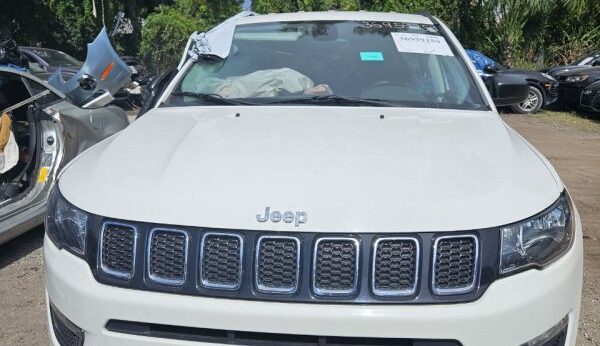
[544,51,600,76]
[554,66,600,110]
[0,30,130,245]
[579,80,600,112]
[45,11,582,346]
[0,66,128,245]
[19,47,83,79]
[465,49,558,114]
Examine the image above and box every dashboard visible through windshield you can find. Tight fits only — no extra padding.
[169,21,486,110]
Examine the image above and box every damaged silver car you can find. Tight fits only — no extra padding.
[0,29,130,244]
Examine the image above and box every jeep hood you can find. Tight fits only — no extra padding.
[59,106,562,233]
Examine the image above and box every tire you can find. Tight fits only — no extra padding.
[511,86,543,114]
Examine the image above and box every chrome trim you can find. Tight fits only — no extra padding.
[99,222,137,280]
[312,237,360,296]
[255,235,301,294]
[371,236,419,296]
[200,232,244,290]
[147,228,189,286]
[431,234,479,295]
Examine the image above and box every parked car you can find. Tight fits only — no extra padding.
[44,11,581,346]
[465,49,558,114]
[544,51,600,76]
[580,80,600,112]
[554,66,600,110]
[0,67,128,245]
[0,30,130,245]
[19,47,83,79]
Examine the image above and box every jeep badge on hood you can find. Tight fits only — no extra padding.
[256,207,307,227]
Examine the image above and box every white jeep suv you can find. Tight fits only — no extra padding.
[44,11,582,346]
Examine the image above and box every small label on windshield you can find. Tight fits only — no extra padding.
[391,32,454,57]
[360,52,384,61]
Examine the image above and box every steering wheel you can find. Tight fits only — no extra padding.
[360,80,410,99]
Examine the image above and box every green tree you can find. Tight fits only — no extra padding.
[140,0,242,73]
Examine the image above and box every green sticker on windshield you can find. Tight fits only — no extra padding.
[360,52,384,61]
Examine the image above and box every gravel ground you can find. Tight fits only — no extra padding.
[0,112,598,345]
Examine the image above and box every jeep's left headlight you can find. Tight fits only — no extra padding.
[500,193,574,275]
[45,187,89,257]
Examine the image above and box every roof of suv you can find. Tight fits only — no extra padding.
[237,11,434,25]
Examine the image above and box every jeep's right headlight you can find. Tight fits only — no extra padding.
[500,192,574,275]
[45,187,89,257]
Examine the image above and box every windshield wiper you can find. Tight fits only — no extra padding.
[263,95,402,107]
[170,92,256,105]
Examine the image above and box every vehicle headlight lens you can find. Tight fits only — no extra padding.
[541,73,557,82]
[500,193,574,275]
[45,187,89,257]
[565,75,589,83]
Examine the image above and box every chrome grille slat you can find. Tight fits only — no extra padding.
[312,237,359,296]
[147,229,188,286]
[200,233,243,290]
[96,223,484,301]
[432,235,478,295]
[255,236,300,294]
[100,222,136,279]
[372,237,419,296]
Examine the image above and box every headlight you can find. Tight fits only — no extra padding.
[565,75,589,83]
[45,187,89,257]
[500,193,574,275]
[541,72,557,82]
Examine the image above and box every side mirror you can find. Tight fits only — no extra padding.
[78,74,97,90]
[483,64,498,74]
[137,67,178,118]
[490,74,530,106]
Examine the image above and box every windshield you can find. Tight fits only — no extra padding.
[30,48,81,67]
[170,21,486,110]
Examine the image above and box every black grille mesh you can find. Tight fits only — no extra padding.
[434,237,476,292]
[373,238,417,294]
[257,237,299,292]
[101,224,135,277]
[149,230,187,283]
[314,239,358,293]
[581,89,600,109]
[558,85,581,103]
[50,304,84,346]
[201,234,242,288]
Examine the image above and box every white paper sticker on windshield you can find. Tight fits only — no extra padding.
[391,32,454,56]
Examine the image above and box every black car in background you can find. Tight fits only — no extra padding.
[554,66,600,112]
[580,80,600,112]
[466,49,558,114]
[18,46,82,79]
[545,51,600,76]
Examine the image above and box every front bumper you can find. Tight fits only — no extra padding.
[45,210,583,346]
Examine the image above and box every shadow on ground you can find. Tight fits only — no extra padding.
[0,226,44,271]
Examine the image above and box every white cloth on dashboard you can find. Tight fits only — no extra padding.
[190,68,315,98]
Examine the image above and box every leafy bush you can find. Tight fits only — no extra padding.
[140,0,242,74]
[140,6,200,74]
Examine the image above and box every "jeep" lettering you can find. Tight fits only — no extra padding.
[256,207,307,227]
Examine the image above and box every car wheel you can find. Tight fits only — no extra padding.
[511,86,543,114]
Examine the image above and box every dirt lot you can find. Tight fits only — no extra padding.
[0,111,598,345]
